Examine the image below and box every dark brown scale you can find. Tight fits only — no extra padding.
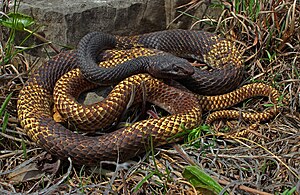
[76,31,195,85]
[18,49,203,165]
[77,30,243,95]
[17,30,281,165]
[114,29,243,95]
[116,30,217,62]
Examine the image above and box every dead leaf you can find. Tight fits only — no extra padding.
[7,163,45,182]
[37,153,61,175]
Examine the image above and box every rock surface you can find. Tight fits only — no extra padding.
[19,0,221,48]
[20,0,166,47]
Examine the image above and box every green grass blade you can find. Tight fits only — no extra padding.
[177,10,201,20]
[2,111,9,133]
[21,138,27,159]
[183,165,226,194]
[133,171,155,193]
[281,186,296,195]
[0,93,13,118]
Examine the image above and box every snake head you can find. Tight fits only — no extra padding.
[148,55,195,79]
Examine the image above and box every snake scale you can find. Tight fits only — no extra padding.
[17,30,280,165]
[77,30,244,95]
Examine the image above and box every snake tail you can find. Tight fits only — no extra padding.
[203,83,280,124]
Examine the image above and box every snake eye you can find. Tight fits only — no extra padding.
[173,64,180,72]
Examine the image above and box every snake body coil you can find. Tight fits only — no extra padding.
[78,30,244,95]
[17,30,280,165]
[76,32,195,84]
[17,50,202,165]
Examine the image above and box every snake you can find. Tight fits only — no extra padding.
[17,30,280,165]
[77,30,244,95]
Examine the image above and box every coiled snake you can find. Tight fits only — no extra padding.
[78,30,244,95]
[17,30,279,165]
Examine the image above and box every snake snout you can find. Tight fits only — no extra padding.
[172,63,194,76]
[149,55,195,79]
[160,61,195,78]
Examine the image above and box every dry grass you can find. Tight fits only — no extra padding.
[0,0,299,194]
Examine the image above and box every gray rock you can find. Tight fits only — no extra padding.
[19,0,167,47]
[18,0,221,48]
[78,86,114,105]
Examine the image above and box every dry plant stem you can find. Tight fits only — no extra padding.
[172,144,274,195]
[278,0,297,51]
[217,180,273,195]
[23,29,60,54]
[0,149,32,158]
[120,171,129,195]
[0,131,35,145]
[236,137,300,179]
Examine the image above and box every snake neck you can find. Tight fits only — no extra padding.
[82,56,153,85]
[76,31,117,83]
[77,31,196,84]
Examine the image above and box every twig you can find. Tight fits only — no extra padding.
[23,29,60,54]
[0,131,35,145]
[173,144,274,195]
